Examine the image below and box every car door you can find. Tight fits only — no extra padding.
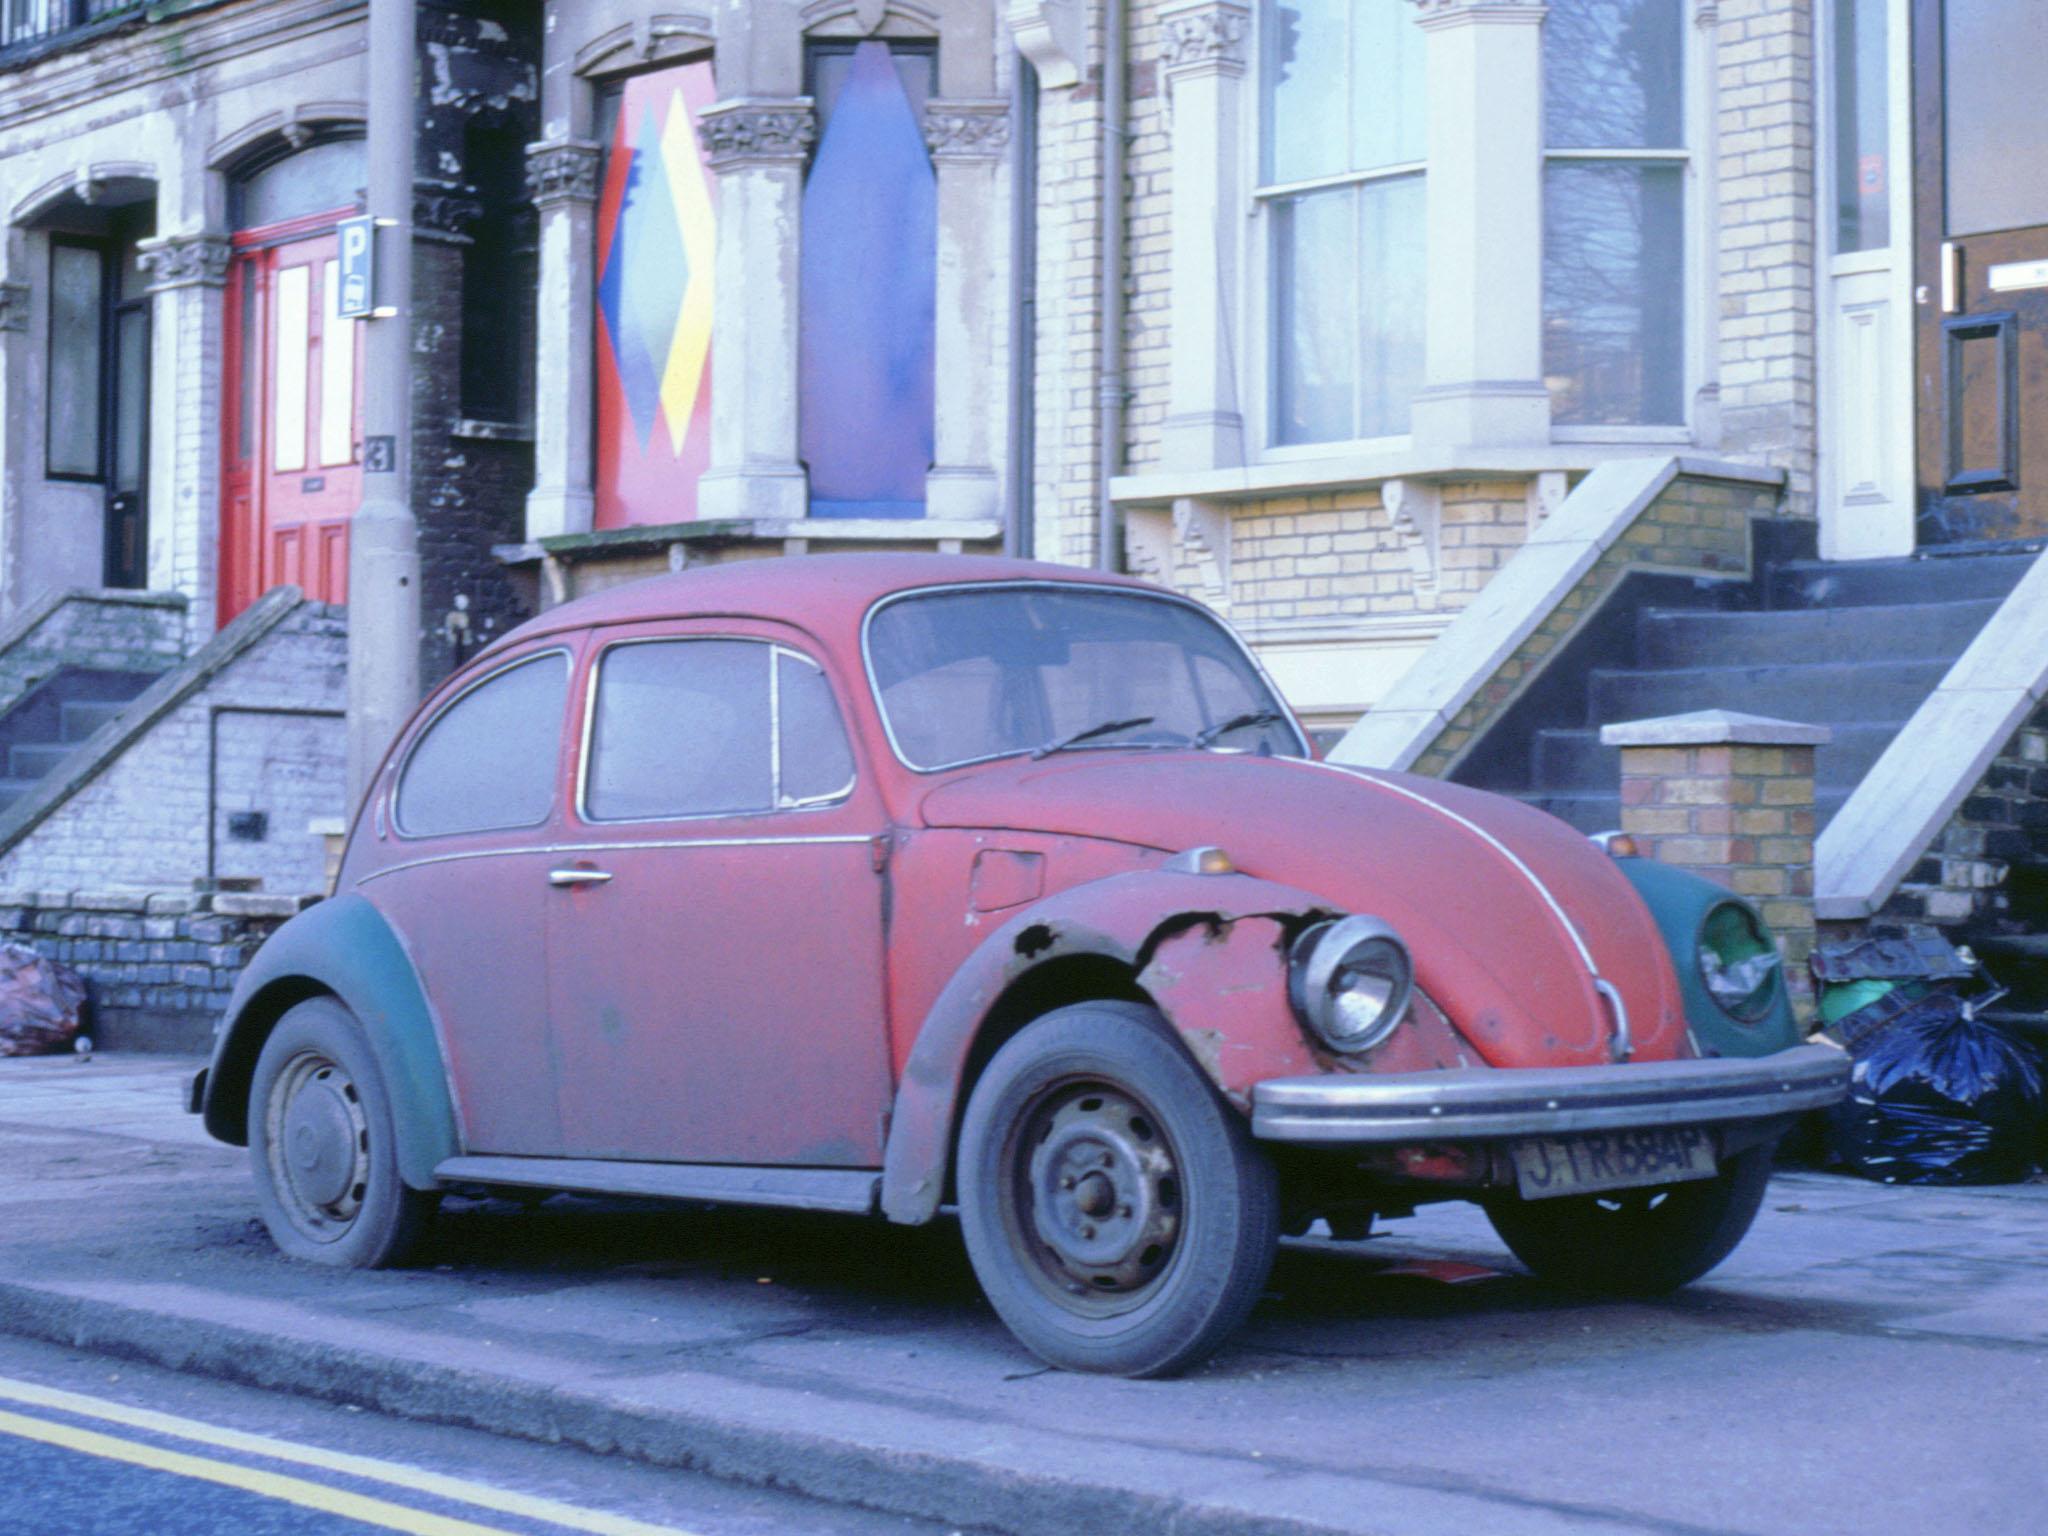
[357,643,576,1156]
[546,623,894,1166]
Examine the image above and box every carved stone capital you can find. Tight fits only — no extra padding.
[0,282,27,333]
[1159,0,1251,73]
[525,138,602,207]
[1407,0,1549,29]
[137,233,233,292]
[923,101,1011,160]
[699,100,817,169]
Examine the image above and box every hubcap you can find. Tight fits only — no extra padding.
[1015,1084,1181,1310]
[265,1050,369,1239]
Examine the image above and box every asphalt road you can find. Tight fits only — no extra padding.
[0,1333,970,1536]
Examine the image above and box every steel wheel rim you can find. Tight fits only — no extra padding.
[263,1048,370,1242]
[1002,1078,1184,1319]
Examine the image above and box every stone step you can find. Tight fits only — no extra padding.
[1587,659,1950,727]
[1636,599,1999,670]
[7,743,73,780]
[58,698,129,743]
[1766,548,2037,610]
[0,779,38,814]
[1530,721,1904,796]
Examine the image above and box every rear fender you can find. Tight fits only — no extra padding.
[199,893,460,1191]
[879,869,1334,1224]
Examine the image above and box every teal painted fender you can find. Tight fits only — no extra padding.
[1615,858,1800,1058]
[199,893,460,1191]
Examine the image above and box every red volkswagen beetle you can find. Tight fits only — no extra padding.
[196,556,1846,1376]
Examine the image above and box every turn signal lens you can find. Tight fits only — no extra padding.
[1166,845,1236,875]
[1590,831,1640,858]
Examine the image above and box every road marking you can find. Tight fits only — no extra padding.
[0,1406,516,1535]
[0,1375,704,1536]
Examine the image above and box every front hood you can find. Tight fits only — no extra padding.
[919,752,1687,1066]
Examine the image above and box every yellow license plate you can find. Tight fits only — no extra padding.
[1510,1128,1717,1200]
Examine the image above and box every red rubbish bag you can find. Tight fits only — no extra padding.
[0,941,87,1057]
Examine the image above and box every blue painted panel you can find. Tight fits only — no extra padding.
[799,41,936,519]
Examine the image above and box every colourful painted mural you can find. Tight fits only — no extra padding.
[595,59,717,529]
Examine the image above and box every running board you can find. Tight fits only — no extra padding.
[434,1155,880,1215]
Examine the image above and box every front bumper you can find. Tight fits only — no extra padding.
[1250,1043,1848,1145]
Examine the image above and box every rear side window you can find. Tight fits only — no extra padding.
[396,652,569,837]
[583,639,858,822]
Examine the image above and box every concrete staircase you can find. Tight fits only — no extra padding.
[0,667,163,813]
[1492,548,2038,835]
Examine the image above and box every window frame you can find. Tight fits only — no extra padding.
[1541,1,1706,440]
[574,633,860,827]
[1248,1,1430,462]
[45,234,114,484]
[391,647,574,841]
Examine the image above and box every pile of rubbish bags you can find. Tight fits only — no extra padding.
[1815,932,2044,1185]
[0,940,87,1056]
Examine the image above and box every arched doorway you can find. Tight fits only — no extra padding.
[219,134,366,624]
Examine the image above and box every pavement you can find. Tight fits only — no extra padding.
[1,1052,2045,1536]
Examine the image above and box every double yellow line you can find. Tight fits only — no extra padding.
[0,1374,701,1536]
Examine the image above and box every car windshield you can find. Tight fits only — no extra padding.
[866,585,1304,770]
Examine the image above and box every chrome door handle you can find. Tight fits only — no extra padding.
[548,868,613,887]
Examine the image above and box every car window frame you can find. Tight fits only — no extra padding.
[575,632,861,827]
[858,579,1312,774]
[390,645,575,842]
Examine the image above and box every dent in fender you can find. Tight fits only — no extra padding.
[878,869,1333,1225]
[199,893,461,1190]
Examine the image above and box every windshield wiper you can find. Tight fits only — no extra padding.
[1193,709,1286,750]
[1031,715,1158,760]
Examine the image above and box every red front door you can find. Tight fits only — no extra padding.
[222,223,362,623]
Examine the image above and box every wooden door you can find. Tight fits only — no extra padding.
[221,229,361,622]
[1913,0,2048,543]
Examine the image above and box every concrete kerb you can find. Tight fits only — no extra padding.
[0,1275,1378,1536]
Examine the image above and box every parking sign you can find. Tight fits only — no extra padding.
[337,215,376,319]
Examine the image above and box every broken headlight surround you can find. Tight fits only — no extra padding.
[1287,915,1414,1054]
[1698,900,1781,1022]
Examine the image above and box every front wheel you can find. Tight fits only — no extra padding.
[1484,1142,1775,1295]
[248,996,436,1268]
[956,1002,1279,1377]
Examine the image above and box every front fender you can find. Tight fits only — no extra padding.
[1615,858,1800,1058]
[199,893,460,1191]
[879,869,1335,1224]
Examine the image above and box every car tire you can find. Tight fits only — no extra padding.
[248,996,436,1268]
[1484,1141,1775,1295]
[956,1001,1279,1378]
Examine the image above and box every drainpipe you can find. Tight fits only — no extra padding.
[347,0,421,809]
[1005,60,1040,559]
[1095,0,1127,571]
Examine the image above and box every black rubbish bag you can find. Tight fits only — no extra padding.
[1827,992,2044,1185]
[0,941,87,1057]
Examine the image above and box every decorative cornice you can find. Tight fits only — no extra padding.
[0,282,26,334]
[698,100,818,168]
[136,234,232,292]
[1007,0,1086,89]
[1407,0,1549,28]
[524,138,602,207]
[922,101,1012,160]
[1160,0,1251,72]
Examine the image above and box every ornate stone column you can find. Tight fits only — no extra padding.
[697,100,814,523]
[924,100,1010,522]
[137,232,232,634]
[1158,0,1251,471]
[1407,0,1551,452]
[524,138,602,541]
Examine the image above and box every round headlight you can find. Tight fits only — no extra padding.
[1288,915,1413,1054]
[1698,901,1779,1022]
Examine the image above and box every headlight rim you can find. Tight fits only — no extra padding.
[1288,914,1414,1055]
[1695,898,1781,1024]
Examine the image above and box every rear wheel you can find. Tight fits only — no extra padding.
[248,997,436,1268]
[1485,1142,1774,1295]
[956,1002,1279,1377]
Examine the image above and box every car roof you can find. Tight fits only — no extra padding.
[485,552,1161,656]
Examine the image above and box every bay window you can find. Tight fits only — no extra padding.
[1260,0,1426,446]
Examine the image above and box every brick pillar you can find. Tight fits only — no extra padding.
[1602,709,1829,1019]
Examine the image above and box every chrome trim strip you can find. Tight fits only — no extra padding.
[435,1155,880,1215]
[358,834,875,884]
[858,578,1313,773]
[1249,1044,1849,1144]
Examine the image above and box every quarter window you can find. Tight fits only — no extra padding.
[396,652,569,837]
[1542,0,1688,427]
[1259,0,1426,446]
[583,639,856,822]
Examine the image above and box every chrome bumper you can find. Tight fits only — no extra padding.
[1250,1044,1849,1145]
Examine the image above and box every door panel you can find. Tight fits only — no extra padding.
[1913,0,2048,542]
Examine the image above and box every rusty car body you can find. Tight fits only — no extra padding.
[195,554,1848,1376]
